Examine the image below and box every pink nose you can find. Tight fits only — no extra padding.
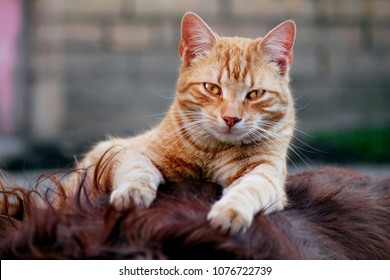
[222,116,242,128]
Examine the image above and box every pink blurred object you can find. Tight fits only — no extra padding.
[0,0,22,135]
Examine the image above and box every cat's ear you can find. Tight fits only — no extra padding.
[260,20,296,75]
[179,12,217,63]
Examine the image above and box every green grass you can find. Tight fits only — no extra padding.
[299,126,390,163]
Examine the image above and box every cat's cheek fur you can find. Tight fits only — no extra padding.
[110,155,164,211]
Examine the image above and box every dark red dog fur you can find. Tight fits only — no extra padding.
[1,166,389,259]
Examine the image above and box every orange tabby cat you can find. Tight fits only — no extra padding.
[68,12,296,234]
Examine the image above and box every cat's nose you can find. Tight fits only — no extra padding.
[222,116,242,128]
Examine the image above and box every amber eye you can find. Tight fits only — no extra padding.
[246,89,265,101]
[203,83,222,96]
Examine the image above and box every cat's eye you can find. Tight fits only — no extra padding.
[246,89,265,101]
[203,83,222,96]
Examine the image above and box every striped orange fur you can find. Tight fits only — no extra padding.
[67,12,297,234]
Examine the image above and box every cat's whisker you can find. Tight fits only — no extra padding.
[159,121,208,156]
[152,115,206,143]
[265,132,311,169]
[156,123,203,149]
[248,126,292,150]
[295,98,313,111]
[288,146,311,170]
[166,128,206,158]
[293,127,313,138]
[248,129,302,172]
[141,112,169,118]
[156,92,175,100]
[151,111,210,154]
[173,125,210,158]
[259,119,324,157]
[141,110,205,119]
[290,135,327,154]
[246,129,300,172]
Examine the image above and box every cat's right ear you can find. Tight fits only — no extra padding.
[259,20,296,76]
[179,12,217,63]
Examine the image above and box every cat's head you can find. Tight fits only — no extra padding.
[175,12,296,144]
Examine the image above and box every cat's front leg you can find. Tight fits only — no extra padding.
[207,164,286,234]
[110,154,164,211]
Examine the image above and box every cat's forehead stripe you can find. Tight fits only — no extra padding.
[223,47,231,80]
[217,40,258,86]
[241,49,252,86]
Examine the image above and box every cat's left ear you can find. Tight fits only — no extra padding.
[260,20,296,76]
[179,12,217,63]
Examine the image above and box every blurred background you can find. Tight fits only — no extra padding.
[0,0,389,178]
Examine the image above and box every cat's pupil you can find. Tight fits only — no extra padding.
[247,90,258,100]
[204,83,221,95]
[246,90,264,100]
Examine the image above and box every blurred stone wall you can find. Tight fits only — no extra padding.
[15,0,390,153]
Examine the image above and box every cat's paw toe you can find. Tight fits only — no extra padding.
[207,201,252,235]
[110,183,156,211]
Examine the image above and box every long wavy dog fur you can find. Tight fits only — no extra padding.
[1,163,389,259]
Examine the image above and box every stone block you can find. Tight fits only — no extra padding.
[373,26,390,49]
[327,50,385,79]
[33,0,63,20]
[313,25,361,50]
[231,0,315,20]
[151,22,178,49]
[61,0,121,18]
[31,81,65,139]
[32,54,64,80]
[291,49,321,76]
[34,23,103,51]
[108,23,153,51]
[34,24,65,52]
[372,0,390,20]
[129,0,218,17]
[316,0,364,20]
[138,52,180,75]
[64,24,102,45]
[36,0,121,19]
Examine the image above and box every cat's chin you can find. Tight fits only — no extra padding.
[208,128,250,144]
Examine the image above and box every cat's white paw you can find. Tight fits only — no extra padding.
[207,199,253,235]
[109,154,163,211]
[264,199,285,214]
[110,181,156,211]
